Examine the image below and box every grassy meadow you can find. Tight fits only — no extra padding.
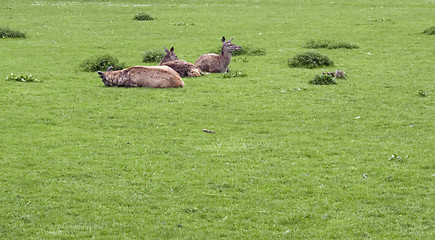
[0,0,434,239]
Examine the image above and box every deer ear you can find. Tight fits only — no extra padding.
[107,66,113,72]
[170,47,174,52]
[221,36,226,42]
[164,46,169,53]
[229,38,233,42]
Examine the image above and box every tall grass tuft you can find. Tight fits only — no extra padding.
[213,45,266,56]
[80,54,126,72]
[142,49,165,62]
[304,39,359,49]
[288,52,334,69]
[309,73,336,85]
[0,27,26,38]
[134,12,154,21]
[422,26,435,35]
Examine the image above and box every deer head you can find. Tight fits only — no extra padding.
[160,46,179,65]
[221,36,241,53]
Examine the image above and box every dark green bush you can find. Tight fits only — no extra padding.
[422,26,435,35]
[288,52,334,69]
[309,73,336,85]
[0,27,26,38]
[304,39,359,49]
[80,54,126,72]
[6,73,40,82]
[142,49,165,62]
[134,13,154,21]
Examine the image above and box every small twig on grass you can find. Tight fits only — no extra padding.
[202,129,215,133]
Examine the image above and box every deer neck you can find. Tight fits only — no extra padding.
[219,48,232,67]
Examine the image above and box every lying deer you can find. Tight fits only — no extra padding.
[159,46,203,77]
[323,70,346,79]
[195,36,241,73]
[97,66,184,88]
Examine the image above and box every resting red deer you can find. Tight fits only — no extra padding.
[195,36,241,73]
[97,66,184,88]
[159,46,203,77]
[323,70,346,79]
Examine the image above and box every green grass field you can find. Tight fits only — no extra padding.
[1,0,433,239]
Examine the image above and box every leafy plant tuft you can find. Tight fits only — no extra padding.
[142,49,165,62]
[422,26,435,35]
[0,27,26,38]
[220,71,247,78]
[288,52,334,69]
[309,73,336,85]
[418,90,429,97]
[134,13,154,21]
[6,73,40,82]
[80,54,126,72]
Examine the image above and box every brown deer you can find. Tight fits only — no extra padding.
[323,70,346,79]
[97,66,184,88]
[159,46,203,77]
[195,36,241,73]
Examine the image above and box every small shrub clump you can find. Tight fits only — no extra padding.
[288,52,334,69]
[220,71,247,78]
[309,73,336,85]
[6,73,40,82]
[422,26,435,35]
[0,27,26,38]
[233,46,266,56]
[213,45,266,56]
[142,49,165,62]
[134,13,154,21]
[304,39,359,49]
[80,54,126,72]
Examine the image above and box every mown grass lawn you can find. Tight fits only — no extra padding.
[0,0,433,239]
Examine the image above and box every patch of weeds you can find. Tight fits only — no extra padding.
[142,49,165,62]
[422,26,435,35]
[290,87,307,91]
[280,87,308,93]
[80,54,126,72]
[388,154,408,163]
[6,73,40,82]
[309,73,336,85]
[133,12,154,21]
[288,52,334,69]
[418,90,429,97]
[220,71,247,78]
[0,27,26,38]
[304,39,359,49]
